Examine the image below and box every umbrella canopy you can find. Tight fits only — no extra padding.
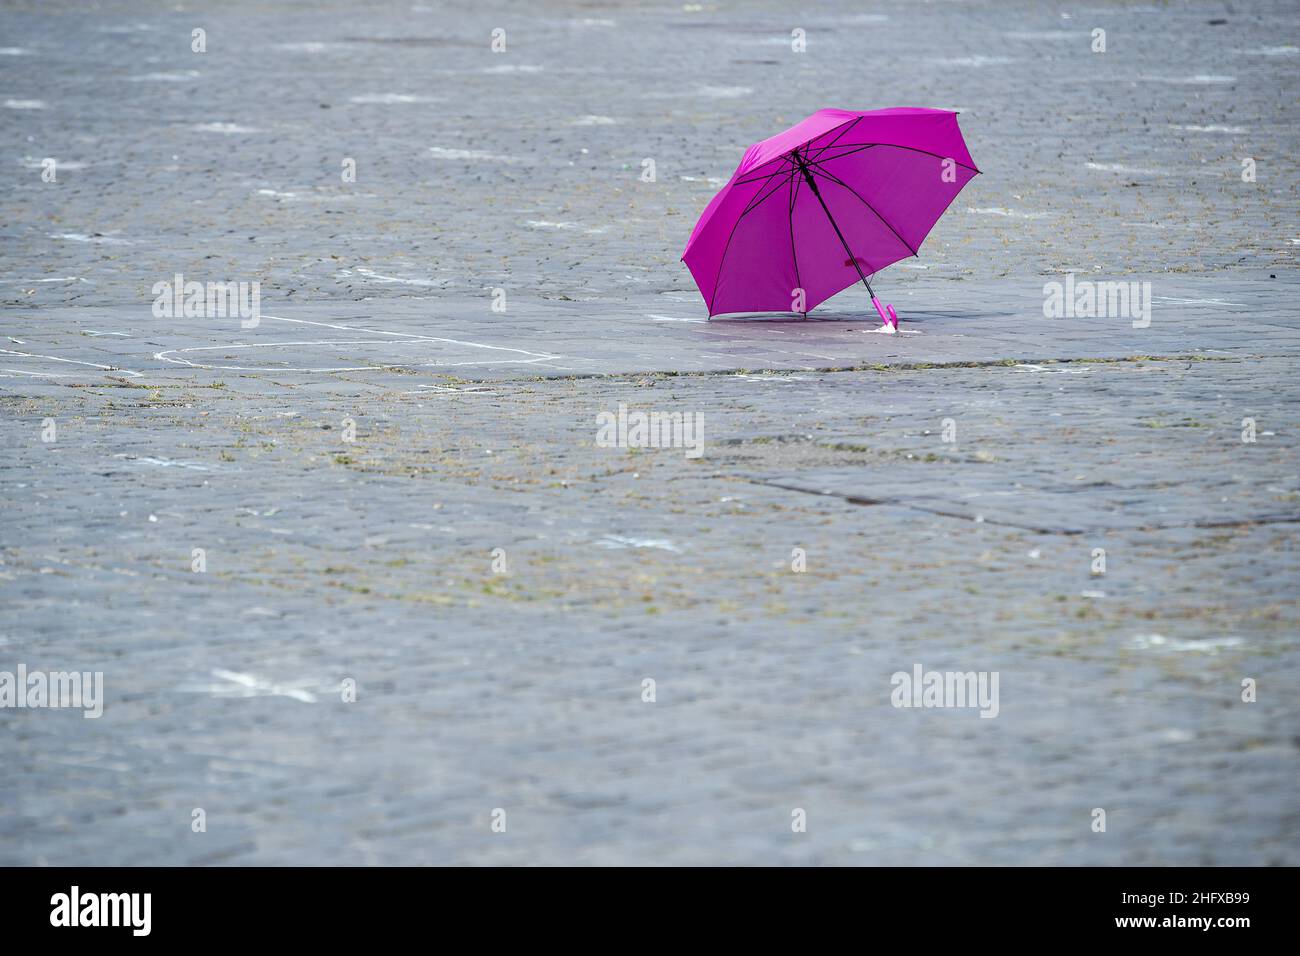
[682,107,979,318]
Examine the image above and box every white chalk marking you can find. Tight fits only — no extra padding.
[153,314,560,373]
[274,41,345,52]
[1,368,75,378]
[0,274,87,282]
[1085,162,1165,175]
[429,146,517,162]
[1129,634,1245,653]
[929,56,1012,67]
[1137,74,1235,84]
[1153,295,1245,307]
[966,207,1049,219]
[349,93,440,104]
[192,122,260,134]
[19,158,89,170]
[183,669,318,703]
[0,348,143,377]
[1005,31,1076,40]
[1169,124,1247,134]
[403,383,498,395]
[49,233,132,245]
[130,71,200,82]
[598,535,681,553]
[1238,46,1296,56]
[1016,363,1088,374]
[114,454,210,471]
[349,267,443,287]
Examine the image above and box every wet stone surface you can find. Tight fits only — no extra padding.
[1,0,1298,864]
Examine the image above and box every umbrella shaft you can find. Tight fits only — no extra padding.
[795,156,876,299]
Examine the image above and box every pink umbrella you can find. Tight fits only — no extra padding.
[681,107,979,329]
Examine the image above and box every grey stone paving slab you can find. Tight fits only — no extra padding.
[3,274,1298,388]
[1,0,1296,314]
[4,352,1298,865]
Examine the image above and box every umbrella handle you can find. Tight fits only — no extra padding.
[872,297,898,331]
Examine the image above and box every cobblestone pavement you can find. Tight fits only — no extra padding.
[1,0,1296,310]
[1,0,1298,865]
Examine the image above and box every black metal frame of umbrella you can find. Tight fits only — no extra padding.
[789,145,897,330]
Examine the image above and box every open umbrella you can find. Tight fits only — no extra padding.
[681,107,979,329]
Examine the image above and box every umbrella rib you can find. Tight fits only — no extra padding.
[737,158,795,218]
[815,142,980,173]
[791,147,877,300]
[805,143,879,164]
[733,161,798,187]
[707,163,797,314]
[806,159,919,258]
[803,115,861,160]
[731,117,862,186]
